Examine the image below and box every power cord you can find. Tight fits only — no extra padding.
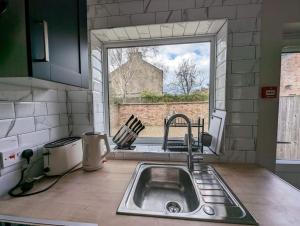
[8,149,82,197]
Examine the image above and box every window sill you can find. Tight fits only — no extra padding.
[107,144,217,162]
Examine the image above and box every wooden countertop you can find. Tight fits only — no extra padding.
[0,160,300,226]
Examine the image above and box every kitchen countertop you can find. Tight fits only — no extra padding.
[0,160,300,226]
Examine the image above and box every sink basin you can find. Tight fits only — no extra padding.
[133,166,199,213]
[117,163,257,225]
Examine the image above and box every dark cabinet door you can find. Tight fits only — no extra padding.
[28,0,88,88]
[27,0,51,80]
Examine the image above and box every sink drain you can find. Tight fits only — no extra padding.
[166,201,182,213]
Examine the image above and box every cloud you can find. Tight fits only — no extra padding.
[144,42,211,93]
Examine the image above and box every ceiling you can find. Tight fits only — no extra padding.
[92,19,226,43]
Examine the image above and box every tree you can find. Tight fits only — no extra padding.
[173,59,205,95]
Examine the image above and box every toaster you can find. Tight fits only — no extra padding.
[43,137,83,176]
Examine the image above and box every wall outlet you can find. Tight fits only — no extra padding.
[0,148,23,169]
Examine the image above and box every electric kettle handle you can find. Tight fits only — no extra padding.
[99,134,111,158]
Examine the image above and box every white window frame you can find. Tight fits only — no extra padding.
[102,35,216,144]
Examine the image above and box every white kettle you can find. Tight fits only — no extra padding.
[82,132,111,171]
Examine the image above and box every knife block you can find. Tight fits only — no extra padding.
[112,115,144,150]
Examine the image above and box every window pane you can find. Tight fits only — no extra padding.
[108,42,210,138]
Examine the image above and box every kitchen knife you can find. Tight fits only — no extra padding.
[129,117,138,129]
[115,117,138,143]
[112,114,134,142]
[136,125,145,135]
[119,121,142,146]
[131,120,141,132]
[133,123,143,133]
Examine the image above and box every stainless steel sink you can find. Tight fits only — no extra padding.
[133,166,199,213]
[117,163,257,225]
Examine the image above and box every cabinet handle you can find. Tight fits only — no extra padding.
[42,20,49,62]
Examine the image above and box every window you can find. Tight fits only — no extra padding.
[103,37,215,142]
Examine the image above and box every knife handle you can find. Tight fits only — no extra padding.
[136,125,145,135]
[125,115,134,126]
[129,118,138,129]
[133,123,143,133]
[132,120,141,132]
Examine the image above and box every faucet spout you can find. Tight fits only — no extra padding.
[162,114,194,171]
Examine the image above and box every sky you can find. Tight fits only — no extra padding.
[108,42,211,94]
[144,42,211,93]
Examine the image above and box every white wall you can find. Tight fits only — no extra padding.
[0,84,69,195]
[87,0,262,163]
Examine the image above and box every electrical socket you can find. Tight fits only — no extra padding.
[0,148,23,169]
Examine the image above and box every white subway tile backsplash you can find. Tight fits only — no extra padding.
[49,126,68,141]
[93,80,103,92]
[68,91,88,103]
[33,89,58,102]
[230,138,255,151]
[72,103,90,114]
[0,117,35,138]
[60,114,69,126]
[0,102,15,119]
[34,102,47,116]
[232,60,258,73]
[18,130,49,148]
[216,87,226,101]
[145,0,168,12]
[72,125,94,136]
[231,86,258,99]
[237,4,261,18]
[169,0,195,10]
[223,0,251,5]
[35,115,60,130]
[94,112,104,124]
[230,126,253,138]
[229,18,257,32]
[183,8,207,21]
[15,102,34,118]
[196,0,222,8]
[230,100,254,112]
[94,102,104,113]
[209,6,236,19]
[57,90,67,102]
[231,46,255,60]
[92,68,102,82]
[156,10,182,24]
[47,103,67,114]
[119,1,143,15]
[0,136,18,152]
[131,13,156,26]
[216,61,226,77]
[231,73,255,86]
[231,113,257,125]
[72,114,92,125]
[233,32,253,46]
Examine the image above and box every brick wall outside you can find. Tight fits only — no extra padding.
[117,102,209,126]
